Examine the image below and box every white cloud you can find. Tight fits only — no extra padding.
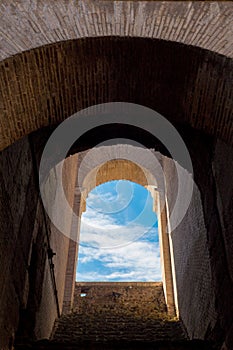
[86,185,136,217]
[80,202,157,249]
[76,203,162,282]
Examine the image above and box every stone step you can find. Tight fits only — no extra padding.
[52,312,187,343]
[50,284,188,346]
[15,339,215,350]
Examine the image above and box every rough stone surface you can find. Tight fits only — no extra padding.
[1,122,233,350]
[0,135,47,349]
[52,282,187,343]
[0,135,78,349]
[163,156,217,339]
[0,37,232,151]
[73,145,218,340]
[0,1,232,61]
[0,2,232,345]
[34,154,78,340]
[212,141,233,285]
[212,140,233,349]
[15,340,215,350]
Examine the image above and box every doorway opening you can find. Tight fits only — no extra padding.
[76,180,161,282]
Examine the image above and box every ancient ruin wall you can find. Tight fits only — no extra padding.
[51,282,187,343]
[73,282,167,316]
[0,136,47,349]
[212,140,233,348]
[34,154,78,339]
[162,157,217,339]
[1,0,232,61]
[0,136,77,348]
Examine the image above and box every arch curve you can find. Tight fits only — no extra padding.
[0,36,232,152]
[0,1,232,60]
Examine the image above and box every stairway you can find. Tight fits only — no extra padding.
[15,339,215,350]
[15,282,215,350]
[52,282,186,343]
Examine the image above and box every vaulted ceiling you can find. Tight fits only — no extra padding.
[0,1,232,151]
[0,0,233,60]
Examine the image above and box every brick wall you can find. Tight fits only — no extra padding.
[162,156,217,339]
[0,135,78,348]
[0,0,232,61]
[0,136,47,349]
[74,282,167,315]
[0,37,232,152]
[0,127,233,349]
[212,140,233,349]
[34,153,78,339]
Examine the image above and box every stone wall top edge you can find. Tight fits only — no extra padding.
[75,281,163,286]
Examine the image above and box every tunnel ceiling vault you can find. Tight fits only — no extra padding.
[0,36,233,151]
[0,0,233,61]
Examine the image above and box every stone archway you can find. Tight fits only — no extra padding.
[39,142,215,340]
[0,1,232,61]
[0,3,233,346]
[0,36,232,150]
[0,113,232,348]
[67,154,176,317]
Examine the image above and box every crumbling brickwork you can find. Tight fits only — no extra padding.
[0,0,232,61]
[0,37,232,151]
[52,282,187,343]
[0,135,78,349]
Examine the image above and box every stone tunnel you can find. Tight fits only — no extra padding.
[0,1,233,350]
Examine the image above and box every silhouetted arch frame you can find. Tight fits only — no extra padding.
[0,35,232,338]
[52,143,196,317]
[39,103,194,242]
[71,154,180,316]
[0,37,232,152]
[38,101,196,318]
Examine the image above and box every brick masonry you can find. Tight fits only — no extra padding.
[0,135,48,349]
[0,36,232,151]
[61,143,221,340]
[0,1,232,61]
[1,126,232,349]
[0,134,78,349]
[0,125,233,350]
[162,157,217,339]
[52,282,187,343]
[0,2,232,349]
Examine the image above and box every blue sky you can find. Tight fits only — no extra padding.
[76,180,162,282]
